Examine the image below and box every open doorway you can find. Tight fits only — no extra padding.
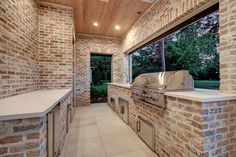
[90,54,112,103]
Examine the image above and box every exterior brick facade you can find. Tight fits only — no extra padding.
[219,0,236,92]
[121,0,218,53]
[108,84,236,157]
[38,2,74,89]
[0,0,74,100]
[75,34,124,106]
[0,0,39,99]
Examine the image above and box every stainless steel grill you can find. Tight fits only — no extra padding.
[131,70,194,109]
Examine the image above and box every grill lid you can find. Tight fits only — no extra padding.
[132,70,194,91]
[131,70,194,109]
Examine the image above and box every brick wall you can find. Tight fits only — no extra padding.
[38,2,74,89]
[0,1,75,100]
[121,0,217,53]
[219,0,236,92]
[0,0,39,99]
[108,84,236,157]
[0,117,47,157]
[75,34,124,106]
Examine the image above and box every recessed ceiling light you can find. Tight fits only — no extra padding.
[141,0,155,3]
[115,25,120,30]
[93,22,99,27]
[99,0,109,2]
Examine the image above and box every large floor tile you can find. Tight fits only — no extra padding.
[65,137,106,157]
[70,118,96,128]
[63,103,158,157]
[69,125,100,141]
[98,122,132,136]
[101,133,140,156]
[110,149,148,157]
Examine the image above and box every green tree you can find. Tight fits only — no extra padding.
[91,55,112,84]
[131,12,219,81]
[132,42,163,79]
[165,12,219,80]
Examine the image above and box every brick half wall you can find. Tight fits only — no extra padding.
[108,84,236,157]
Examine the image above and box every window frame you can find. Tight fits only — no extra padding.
[128,3,219,84]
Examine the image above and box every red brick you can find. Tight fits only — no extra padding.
[0,136,22,144]
[26,133,40,140]
[27,150,39,157]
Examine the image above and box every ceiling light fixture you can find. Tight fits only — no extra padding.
[115,25,120,30]
[141,0,155,3]
[93,22,99,27]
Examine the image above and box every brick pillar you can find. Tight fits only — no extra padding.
[219,0,236,92]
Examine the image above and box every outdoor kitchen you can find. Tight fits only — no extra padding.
[108,70,236,157]
[1,0,236,157]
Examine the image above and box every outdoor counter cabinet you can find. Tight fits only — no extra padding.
[0,89,72,157]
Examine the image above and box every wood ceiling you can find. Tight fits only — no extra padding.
[41,0,154,37]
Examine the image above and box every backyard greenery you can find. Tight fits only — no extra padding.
[194,80,219,89]
[90,12,220,103]
[131,11,219,89]
[90,55,111,103]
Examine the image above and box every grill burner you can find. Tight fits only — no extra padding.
[131,70,194,109]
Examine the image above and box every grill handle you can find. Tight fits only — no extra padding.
[137,121,141,132]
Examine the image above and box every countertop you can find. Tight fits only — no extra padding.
[165,89,236,102]
[108,83,132,89]
[0,89,71,121]
[107,83,236,102]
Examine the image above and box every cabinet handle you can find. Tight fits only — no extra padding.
[137,121,141,132]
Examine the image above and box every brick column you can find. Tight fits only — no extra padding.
[219,0,236,92]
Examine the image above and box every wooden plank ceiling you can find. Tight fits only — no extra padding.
[41,0,154,37]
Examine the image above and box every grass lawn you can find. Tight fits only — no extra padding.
[194,80,219,89]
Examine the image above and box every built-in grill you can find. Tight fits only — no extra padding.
[131,70,194,109]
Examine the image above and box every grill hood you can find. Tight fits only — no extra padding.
[131,70,194,109]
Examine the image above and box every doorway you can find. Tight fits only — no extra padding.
[90,54,112,103]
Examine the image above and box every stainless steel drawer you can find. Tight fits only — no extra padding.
[137,116,155,150]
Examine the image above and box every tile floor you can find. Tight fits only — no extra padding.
[62,103,158,157]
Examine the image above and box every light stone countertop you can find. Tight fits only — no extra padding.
[0,89,71,121]
[108,83,132,89]
[108,83,236,102]
[164,89,236,102]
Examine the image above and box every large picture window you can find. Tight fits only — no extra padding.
[129,11,219,89]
